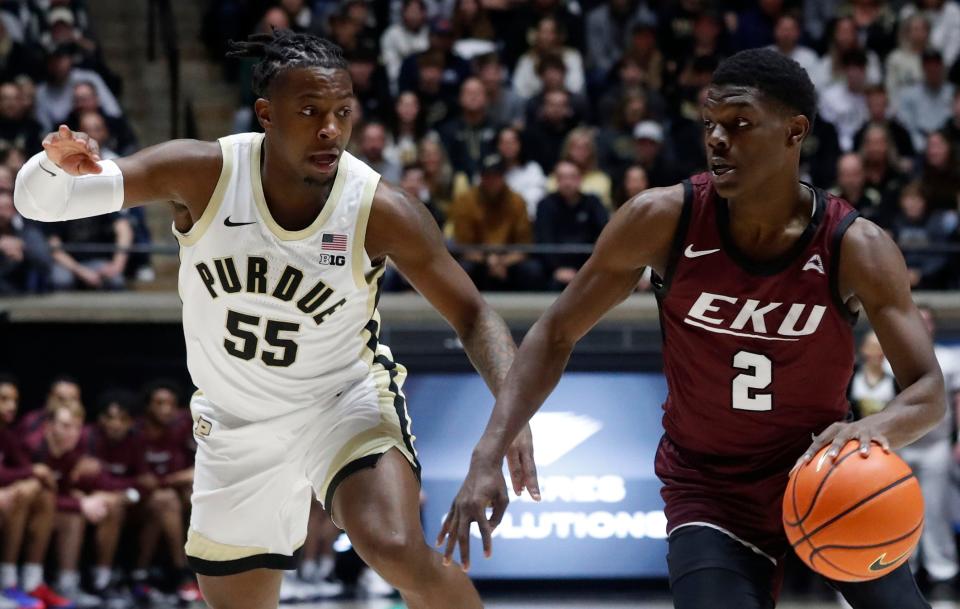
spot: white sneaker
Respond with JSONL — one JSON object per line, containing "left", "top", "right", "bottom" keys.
{"left": 279, "top": 574, "right": 312, "bottom": 604}
{"left": 0, "top": 594, "right": 18, "bottom": 609}
{"left": 62, "top": 588, "right": 102, "bottom": 609}
{"left": 298, "top": 577, "right": 343, "bottom": 600}
{"left": 357, "top": 568, "right": 395, "bottom": 598}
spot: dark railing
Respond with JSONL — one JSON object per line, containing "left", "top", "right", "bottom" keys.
{"left": 146, "top": 0, "right": 180, "bottom": 139}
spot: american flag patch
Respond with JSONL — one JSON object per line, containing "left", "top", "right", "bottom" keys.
{"left": 321, "top": 233, "right": 348, "bottom": 251}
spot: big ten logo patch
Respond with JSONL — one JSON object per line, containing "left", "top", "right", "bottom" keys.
{"left": 319, "top": 254, "right": 346, "bottom": 267}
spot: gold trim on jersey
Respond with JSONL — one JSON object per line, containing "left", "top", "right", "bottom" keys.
{"left": 249, "top": 133, "right": 347, "bottom": 241}
{"left": 352, "top": 173, "right": 382, "bottom": 290}
{"left": 184, "top": 528, "right": 307, "bottom": 562}
{"left": 173, "top": 138, "right": 234, "bottom": 247}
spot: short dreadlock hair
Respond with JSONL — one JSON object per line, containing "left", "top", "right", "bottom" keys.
{"left": 711, "top": 48, "right": 818, "bottom": 126}
{"left": 226, "top": 29, "right": 349, "bottom": 98}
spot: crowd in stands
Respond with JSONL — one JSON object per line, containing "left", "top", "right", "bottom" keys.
{"left": 201, "top": 0, "right": 960, "bottom": 292}
{"left": 0, "top": 0, "right": 152, "bottom": 297}
{"left": 1, "top": 0, "right": 960, "bottom": 295}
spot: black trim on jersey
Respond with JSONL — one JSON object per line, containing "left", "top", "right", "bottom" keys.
{"left": 324, "top": 451, "right": 423, "bottom": 524}
{"left": 187, "top": 547, "right": 302, "bottom": 576}
{"left": 828, "top": 210, "right": 861, "bottom": 326}
{"left": 715, "top": 183, "right": 825, "bottom": 277}
{"left": 651, "top": 179, "right": 695, "bottom": 295}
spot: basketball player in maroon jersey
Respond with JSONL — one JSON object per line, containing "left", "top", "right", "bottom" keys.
{"left": 440, "top": 48, "right": 944, "bottom": 608}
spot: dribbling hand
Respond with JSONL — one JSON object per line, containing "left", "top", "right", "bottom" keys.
{"left": 41, "top": 125, "right": 102, "bottom": 176}
{"left": 797, "top": 419, "right": 891, "bottom": 468}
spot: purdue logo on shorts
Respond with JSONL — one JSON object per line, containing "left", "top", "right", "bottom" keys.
{"left": 194, "top": 416, "right": 213, "bottom": 438}
{"left": 319, "top": 254, "right": 346, "bottom": 267}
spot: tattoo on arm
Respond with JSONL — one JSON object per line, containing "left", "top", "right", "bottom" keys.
{"left": 460, "top": 306, "right": 517, "bottom": 396}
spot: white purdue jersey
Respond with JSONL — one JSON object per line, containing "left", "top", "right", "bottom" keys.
{"left": 176, "top": 133, "right": 393, "bottom": 422}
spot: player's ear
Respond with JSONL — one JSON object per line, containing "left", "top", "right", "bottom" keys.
{"left": 254, "top": 98, "right": 272, "bottom": 130}
{"left": 787, "top": 114, "right": 809, "bottom": 148}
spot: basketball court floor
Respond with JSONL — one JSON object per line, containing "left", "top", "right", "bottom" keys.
{"left": 287, "top": 597, "right": 960, "bottom": 608}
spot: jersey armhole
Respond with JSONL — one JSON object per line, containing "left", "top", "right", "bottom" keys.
{"left": 352, "top": 172, "right": 383, "bottom": 290}
{"left": 829, "top": 210, "right": 861, "bottom": 326}
{"left": 651, "top": 179, "right": 694, "bottom": 296}
{"left": 173, "top": 139, "right": 232, "bottom": 247}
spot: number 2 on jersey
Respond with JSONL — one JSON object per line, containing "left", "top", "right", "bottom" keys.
{"left": 224, "top": 309, "right": 300, "bottom": 367}
{"left": 732, "top": 350, "right": 772, "bottom": 411}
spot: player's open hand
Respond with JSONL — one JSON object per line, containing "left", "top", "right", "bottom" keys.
{"left": 506, "top": 423, "right": 540, "bottom": 500}
{"left": 798, "top": 420, "right": 891, "bottom": 467}
{"left": 41, "top": 125, "right": 102, "bottom": 176}
{"left": 436, "top": 451, "right": 509, "bottom": 571}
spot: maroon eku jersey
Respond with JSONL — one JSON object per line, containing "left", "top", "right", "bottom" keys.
{"left": 653, "top": 172, "right": 859, "bottom": 559}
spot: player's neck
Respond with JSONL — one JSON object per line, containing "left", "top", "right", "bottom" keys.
{"left": 726, "top": 173, "right": 810, "bottom": 230}
{"left": 260, "top": 145, "right": 335, "bottom": 230}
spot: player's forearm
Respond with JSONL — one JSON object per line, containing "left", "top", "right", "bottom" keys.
{"left": 872, "top": 369, "right": 946, "bottom": 448}
{"left": 458, "top": 304, "right": 516, "bottom": 396}
{"left": 472, "top": 316, "right": 573, "bottom": 462}
{"left": 14, "top": 151, "right": 124, "bottom": 222}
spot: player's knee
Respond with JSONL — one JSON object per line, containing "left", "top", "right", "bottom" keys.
{"left": 355, "top": 528, "right": 424, "bottom": 572}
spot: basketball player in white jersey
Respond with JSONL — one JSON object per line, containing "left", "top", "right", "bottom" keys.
{"left": 14, "top": 30, "right": 540, "bottom": 609}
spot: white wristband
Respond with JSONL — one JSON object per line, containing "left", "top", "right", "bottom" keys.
{"left": 14, "top": 151, "right": 124, "bottom": 222}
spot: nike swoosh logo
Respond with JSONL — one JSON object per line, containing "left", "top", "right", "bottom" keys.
{"left": 684, "top": 245, "right": 720, "bottom": 258}
{"left": 224, "top": 216, "right": 256, "bottom": 227}
{"left": 868, "top": 551, "right": 909, "bottom": 572}
{"left": 39, "top": 162, "right": 57, "bottom": 177}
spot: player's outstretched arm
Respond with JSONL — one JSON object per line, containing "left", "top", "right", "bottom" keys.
{"left": 14, "top": 125, "right": 220, "bottom": 224}
{"left": 366, "top": 181, "right": 540, "bottom": 509}
{"left": 800, "top": 219, "right": 946, "bottom": 463}
{"left": 436, "top": 184, "right": 684, "bottom": 569}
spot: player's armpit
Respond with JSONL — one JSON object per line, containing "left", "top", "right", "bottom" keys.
{"left": 838, "top": 218, "right": 946, "bottom": 448}
{"left": 115, "top": 139, "right": 221, "bottom": 216}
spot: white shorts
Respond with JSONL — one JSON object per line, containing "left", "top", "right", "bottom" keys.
{"left": 184, "top": 360, "right": 419, "bottom": 576}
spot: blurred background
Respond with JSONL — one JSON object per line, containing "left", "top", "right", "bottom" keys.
{"left": 1, "top": 0, "right": 960, "bottom": 607}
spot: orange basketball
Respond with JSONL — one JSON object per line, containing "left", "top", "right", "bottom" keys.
{"left": 782, "top": 440, "right": 924, "bottom": 582}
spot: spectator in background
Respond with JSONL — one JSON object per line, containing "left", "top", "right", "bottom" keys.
{"left": 585, "top": 0, "right": 655, "bottom": 84}
{"left": 803, "top": 0, "right": 837, "bottom": 47}
{"left": 853, "top": 85, "right": 916, "bottom": 169}
{"left": 535, "top": 160, "right": 608, "bottom": 291}
{"left": 890, "top": 181, "right": 954, "bottom": 289}
{"left": 418, "top": 134, "right": 456, "bottom": 216}
{"left": 617, "top": 164, "right": 650, "bottom": 207}
{"left": 385, "top": 91, "right": 426, "bottom": 169}
{"left": 17, "top": 376, "right": 83, "bottom": 443}
{"left": 896, "top": 50, "right": 955, "bottom": 152}
{"left": 831, "top": 153, "right": 889, "bottom": 227}
{"left": 28, "top": 402, "right": 127, "bottom": 607}
{"left": 496, "top": 126, "right": 546, "bottom": 219}
{"left": 61, "top": 82, "right": 137, "bottom": 156}
{"left": 848, "top": 0, "right": 898, "bottom": 60}
{"left": 279, "top": 0, "right": 322, "bottom": 34}
{"left": 0, "top": 20, "right": 41, "bottom": 83}
{"left": 885, "top": 14, "right": 929, "bottom": 103}
{"left": 624, "top": 22, "right": 663, "bottom": 92}
{"left": 45, "top": 202, "right": 133, "bottom": 291}
{"left": 598, "top": 89, "right": 651, "bottom": 175}
{"left": 0, "top": 182, "right": 50, "bottom": 294}
{"left": 0, "top": 374, "right": 63, "bottom": 609}
{"left": 815, "top": 16, "right": 882, "bottom": 89}
{"left": 859, "top": 124, "right": 909, "bottom": 217}
{"left": 355, "top": 122, "right": 401, "bottom": 184}
{"left": 731, "top": 0, "right": 784, "bottom": 51}
{"left": 900, "top": 0, "right": 960, "bottom": 68}
{"left": 34, "top": 44, "right": 121, "bottom": 133}
{"left": 397, "top": 17, "right": 471, "bottom": 107}
{"left": 523, "top": 53, "right": 590, "bottom": 126}
{"left": 799, "top": 114, "right": 842, "bottom": 188}
{"left": 400, "top": 163, "right": 444, "bottom": 228}
{"left": 900, "top": 306, "right": 960, "bottom": 597}
{"left": 439, "top": 77, "right": 499, "bottom": 182}
{"left": 524, "top": 89, "right": 577, "bottom": 175}
{"left": 546, "top": 127, "right": 611, "bottom": 209}
{"left": 450, "top": 0, "right": 495, "bottom": 42}
{"left": 133, "top": 381, "right": 200, "bottom": 604}
{"left": 919, "top": 130, "right": 960, "bottom": 212}
{"left": 632, "top": 120, "right": 675, "bottom": 187}
{"left": 943, "top": 88, "right": 960, "bottom": 151}
{"left": 345, "top": 42, "right": 393, "bottom": 124}
{"left": 475, "top": 53, "right": 524, "bottom": 129}
{"left": 42, "top": 8, "right": 121, "bottom": 97}
{"left": 849, "top": 331, "right": 896, "bottom": 420}
{"left": 450, "top": 154, "right": 541, "bottom": 291}
{"left": 0, "top": 82, "right": 41, "bottom": 156}
{"left": 597, "top": 55, "right": 667, "bottom": 126}
{"left": 818, "top": 49, "right": 870, "bottom": 152}
{"left": 403, "top": 51, "right": 456, "bottom": 129}
{"left": 768, "top": 13, "right": 820, "bottom": 83}
{"left": 512, "top": 16, "right": 585, "bottom": 99}
{"left": 380, "top": 0, "right": 429, "bottom": 90}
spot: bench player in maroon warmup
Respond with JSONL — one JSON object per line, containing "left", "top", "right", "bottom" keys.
{"left": 441, "top": 49, "right": 945, "bottom": 608}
